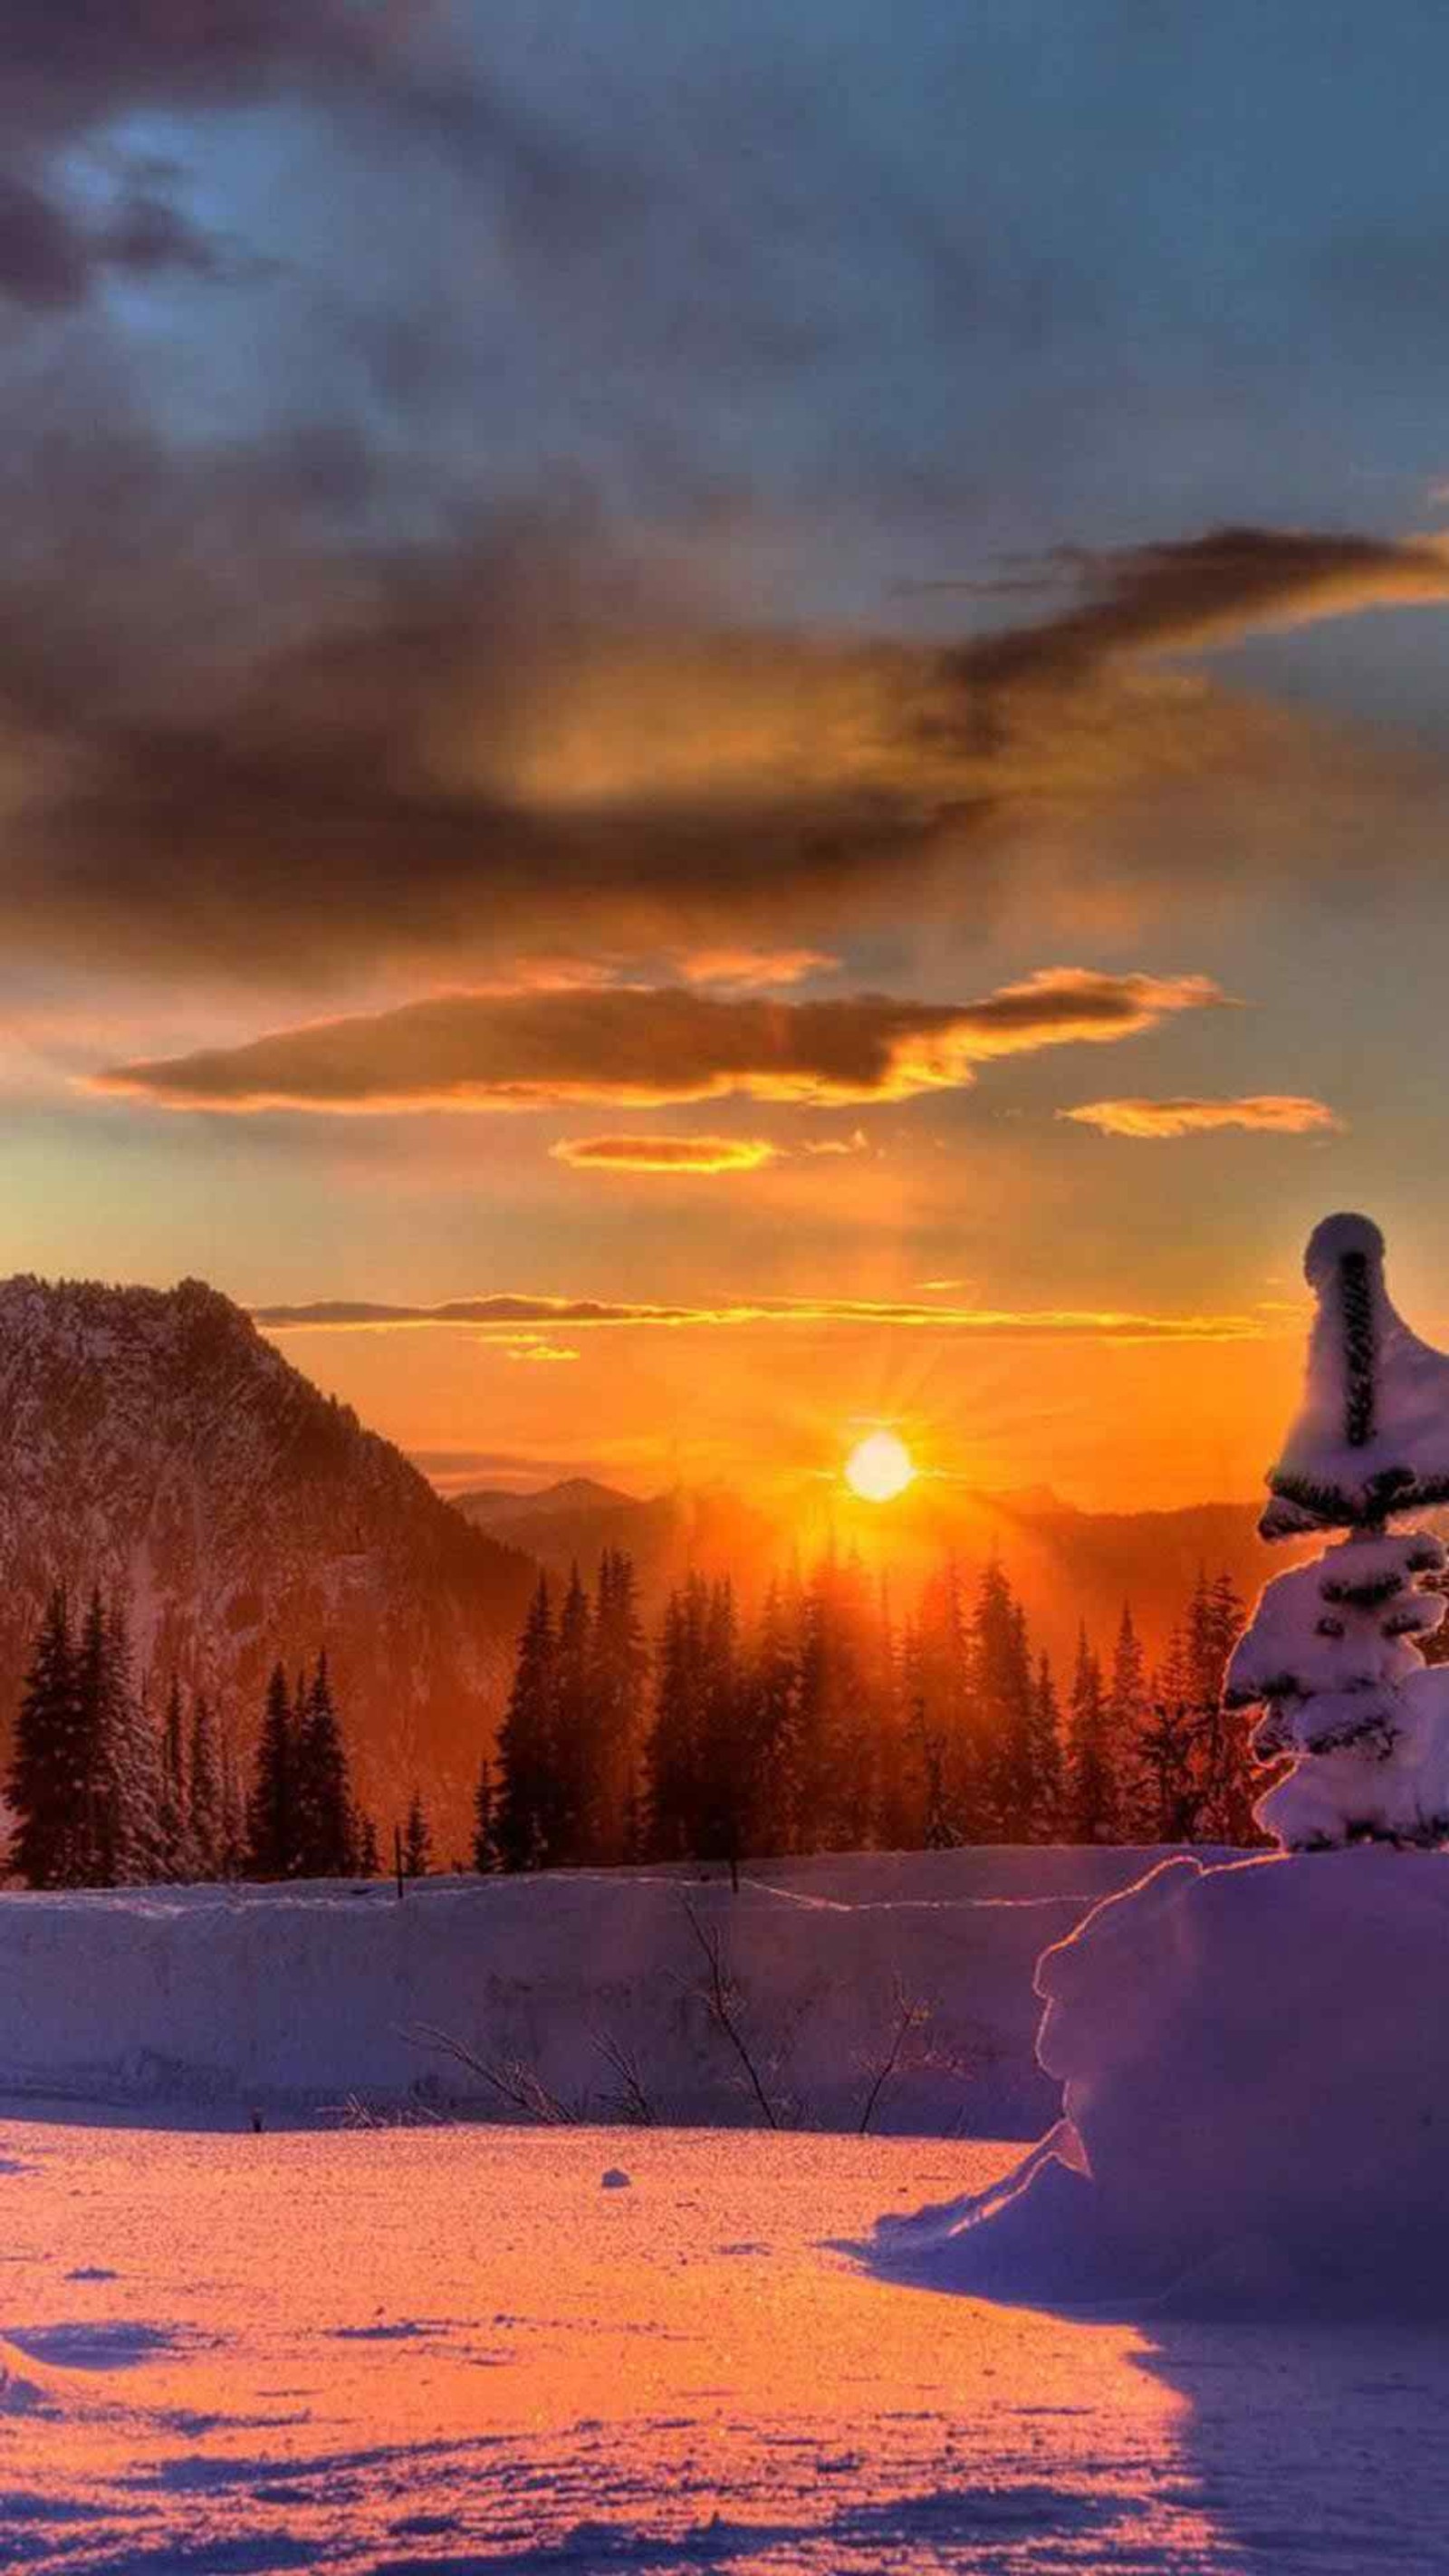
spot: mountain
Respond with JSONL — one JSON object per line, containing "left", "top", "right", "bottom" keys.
{"left": 454, "top": 1471, "right": 1295, "bottom": 1672}
{"left": 456, "top": 1477, "right": 637, "bottom": 1530}
{"left": 0, "top": 1276, "right": 535, "bottom": 1852}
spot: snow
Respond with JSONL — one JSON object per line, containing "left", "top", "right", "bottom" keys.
{"left": 1262, "top": 1211, "right": 1449, "bottom": 1536}
{"left": 1225, "top": 1532, "right": 1449, "bottom": 1850}
{"left": 9, "top": 2114, "right": 1449, "bottom": 2572}
{"left": 876, "top": 1847, "right": 1449, "bottom": 2318}
{"left": 0, "top": 1850, "right": 1206, "bottom": 2135}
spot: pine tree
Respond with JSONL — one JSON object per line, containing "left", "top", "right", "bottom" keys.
{"left": 696, "top": 1577, "right": 747, "bottom": 1867}
{"left": 745, "top": 1578, "right": 801, "bottom": 1853}
{"left": 158, "top": 1677, "right": 193, "bottom": 1881}
{"left": 975, "top": 1562, "right": 1035, "bottom": 1840}
{"left": 645, "top": 1579, "right": 705, "bottom": 1860}
{"left": 86, "top": 1595, "right": 160, "bottom": 1885}
{"left": 187, "top": 1694, "right": 224, "bottom": 1879}
{"left": 552, "top": 1562, "right": 594, "bottom": 1866}
{"left": 1066, "top": 1625, "right": 1115, "bottom": 1841}
{"left": 914, "top": 1560, "right": 981, "bottom": 1835}
{"left": 1106, "top": 1603, "right": 1149, "bottom": 1837}
{"left": 496, "top": 1574, "right": 557, "bottom": 1870}
{"left": 403, "top": 1788, "right": 431, "bottom": 1877}
{"left": 591, "top": 1550, "right": 649, "bottom": 1861}
{"left": 870, "top": 1576, "right": 914, "bottom": 1852}
{"left": 1028, "top": 1650, "right": 1064, "bottom": 1841}
{"left": 293, "top": 1651, "right": 355, "bottom": 1877}
{"left": 246, "top": 1663, "right": 296, "bottom": 1878}
{"left": 471, "top": 1757, "right": 498, "bottom": 1873}
{"left": 6, "top": 1590, "right": 81, "bottom": 1888}
{"left": 357, "top": 1812, "right": 381, "bottom": 1877}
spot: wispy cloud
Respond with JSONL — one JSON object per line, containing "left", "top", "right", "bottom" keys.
{"left": 91, "top": 967, "right": 1224, "bottom": 1114}
{"left": 254, "top": 1291, "right": 1269, "bottom": 1343}
{"left": 1061, "top": 1094, "right": 1343, "bottom": 1139}
{"left": 552, "top": 1133, "right": 779, "bottom": 1174}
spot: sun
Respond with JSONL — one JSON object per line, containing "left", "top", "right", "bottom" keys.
{"left": 844, "top": 1429, "right": 916, "bottom": 1504}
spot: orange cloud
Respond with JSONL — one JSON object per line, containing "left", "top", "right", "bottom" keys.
{"left": 1061, "top": 1094, "right": 1343, "bottom": 1139}
{"left": 675, "top": 947, "right": 838, "bottom": 990}
{"left": 552, "top": 1133, "right": 779, "bottom": 1174}
{"left": 91, "top": 966, "right": 1225, "bottom": 1115}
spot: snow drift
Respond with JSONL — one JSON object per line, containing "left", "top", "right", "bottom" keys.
{"left": 875, "top": 1847, "right": 1449, "bottom": 2312}
{"left": 0, "top": 1848, "right": 1184, "bottom": 2132}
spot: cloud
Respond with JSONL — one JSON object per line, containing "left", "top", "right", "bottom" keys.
{"left": 552, "top": 1134, "right": 780, "bottom": 1175}
{"left": 1061, "top": 1094, "right": 1344, "bottom": 1139}
{"left": 801, "top": 1129, "right": 872, "bottom": 1158}
{"left": 4, "top": 484, "right": 1449, "bottom": 985}
{"left": 0, "top": 1, "right": 417, "bottom": 315}
{"left": 253, "top": 1291, "right": 1268, "bottom": 1344}
{"left": 676, "top": 947, "right": 839, "bottom": 991}
{"left": 0, "top": 173, "right": 226, "bottom": 312}
{"left": 949, "top": 525, "right": 1449, "bottom": 684}
{"left": 91, "top": 968, "right": 1224, "bottom": 1113}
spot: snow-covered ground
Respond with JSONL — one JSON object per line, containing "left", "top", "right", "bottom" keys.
{"left": 5, "top": 2113, "right": 1449, "bottom": 2573}
{"left": 0, "top": 1850, "right": 1219, "bottom": 2134}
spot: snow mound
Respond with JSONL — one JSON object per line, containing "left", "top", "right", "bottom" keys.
{"left": 873, "top": 1850, "right": 1449, "bottom": 2313}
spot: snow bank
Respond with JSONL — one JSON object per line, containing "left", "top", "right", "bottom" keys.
{"left": 874, "top": 1848, "right": 1449, "bottom": 2312}
{"left": 0, "top": 1848, "right": 1202, "bottom": 2133}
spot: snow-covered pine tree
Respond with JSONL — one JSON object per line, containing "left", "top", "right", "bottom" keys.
{"left": 1226, "top": 1213, "right": 1449, "bottom": 1848}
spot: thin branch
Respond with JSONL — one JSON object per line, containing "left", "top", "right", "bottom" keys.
{"left": 679, "top": 1898, "right": 778, "bottom": 2129}
{"left": 856, "top": 1979, "right": 932, "bottom": 2136}
{"left": 590, "top": 2025, "right": 656, "bottom": 2127}
{"left": 404, "top": 2021, "right": 577, "bottom": 2125}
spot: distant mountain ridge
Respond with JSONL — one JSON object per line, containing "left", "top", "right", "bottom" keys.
{"left": 0, "top": 1275, "right": 534, "bottom": 1849}
{"left": 455, "top": 1472, "right": 1291, "bottom": 1670}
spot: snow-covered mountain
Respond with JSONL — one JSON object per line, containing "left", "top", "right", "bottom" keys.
{"left": 0, "top": 1275, "right": 534, "bottom": 1850}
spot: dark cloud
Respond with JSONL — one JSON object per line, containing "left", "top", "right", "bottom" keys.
{"left": 5, "top": 495, "right": 1446, "bottom": 983}
{"left": 1, "top": 0, "right": 411, "bottom": 140}
{"left": 252, "top": 1290, "right": 1262, "bottom": 1344}
{"left": 91, "top": 969, "right": 1223, "bottom": 1113}
{"left": 950, "top": 525, "right": 1449, "bottom": 694}
{"left": 0, "top": 171, "right": 222, "bottom": 312}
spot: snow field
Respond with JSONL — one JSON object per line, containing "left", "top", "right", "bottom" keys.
{"left": 5, "top": 2116, "right": 1449, "bottom": 2573}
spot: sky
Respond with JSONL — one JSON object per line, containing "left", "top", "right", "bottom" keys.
{"left": 4, "top": 1, "right": 1449, "bottom": 1508}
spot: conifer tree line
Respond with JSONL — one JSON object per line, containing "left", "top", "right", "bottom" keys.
{"left": 485, "top": 1549, "right": 1260, "bottom": 1870}
{"left": 5, "top": 1587, "right": 391, "bottom": 1889}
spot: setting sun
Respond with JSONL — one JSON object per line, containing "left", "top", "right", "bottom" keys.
{"left": 844, "top": 1428, "right": 916, "bottom": 1503}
